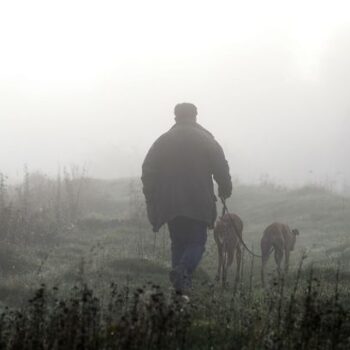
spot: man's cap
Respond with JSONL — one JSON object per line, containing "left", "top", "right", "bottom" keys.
{"left": 174, "top": 103, "right": 197, "bottom": 121}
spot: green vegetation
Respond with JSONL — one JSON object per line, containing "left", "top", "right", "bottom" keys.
{"left": 0, "top": 172, "right": 349, "bottom": 348}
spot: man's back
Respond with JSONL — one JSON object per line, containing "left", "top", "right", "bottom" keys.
{"left": 152, "top": 122, "right": 216, "bottom": 186}
{"left": 142, "top": 114, "right": 231, "bottom": 232}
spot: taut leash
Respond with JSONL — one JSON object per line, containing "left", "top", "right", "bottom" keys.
{"left": 220, "top": 197, "right": 261, "bottom": 258}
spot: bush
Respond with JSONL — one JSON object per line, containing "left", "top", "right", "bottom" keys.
{"left": 0, "top": 270, "right": 349, "bottom": 350}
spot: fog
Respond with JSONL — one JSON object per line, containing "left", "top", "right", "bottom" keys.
{"left": 1, "top": 0, "right": 349, "bottom": 188}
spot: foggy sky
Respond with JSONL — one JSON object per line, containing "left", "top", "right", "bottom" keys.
{"left": 0, "top": 0, "right": 349, "bottom": 188}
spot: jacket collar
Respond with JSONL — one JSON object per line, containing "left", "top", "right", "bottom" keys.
{"left": 170, "top": 121, "right": 213, "bottom": 137}
{"left": 171, "top": 120, "right": 197, "bottom": 129}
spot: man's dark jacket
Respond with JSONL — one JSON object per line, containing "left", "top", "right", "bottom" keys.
{"left": 141, "top": 120, "right": 232, "bottom": 232}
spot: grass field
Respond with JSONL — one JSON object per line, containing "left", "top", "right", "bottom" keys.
{"left": 0, "top": 177, "right": 349, "bottom": 349}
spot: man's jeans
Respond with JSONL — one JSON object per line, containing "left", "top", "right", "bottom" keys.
{"left": 168, "top": 216, "right": 207, "bottom": 289}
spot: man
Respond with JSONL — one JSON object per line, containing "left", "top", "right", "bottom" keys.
{"left": 141, "top": 103, "right": 232, "bottom": 292}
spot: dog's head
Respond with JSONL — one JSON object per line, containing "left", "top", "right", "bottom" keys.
{"left": 292, "top": 229, "right": 300, "bottom": 236}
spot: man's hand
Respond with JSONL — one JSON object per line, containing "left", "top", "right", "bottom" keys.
{"left": 218, "top": 186, "right": 232, "bottom": 200}
{"left": 146, "top": 202, "right": 155, "bottom": 225}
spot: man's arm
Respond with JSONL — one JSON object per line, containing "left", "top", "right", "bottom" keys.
{"left": 141, "top": 140, "right": 161, "bottom": 229}
{"left": 209, "top": 140, "right": 232, "bottom": 199}
{"left": 141, "top": 142, "right": 159, "bottom": 204}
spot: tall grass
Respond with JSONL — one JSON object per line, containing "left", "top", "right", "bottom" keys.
{"left": 0, "top": 264, "right": 348, "bottom": 349}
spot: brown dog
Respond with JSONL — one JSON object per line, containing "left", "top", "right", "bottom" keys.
{"left": 214, "top": 213, "right": 243, "bottom": 287}
{"left": 260, "top": 223, "right": 299, "bottom": 286}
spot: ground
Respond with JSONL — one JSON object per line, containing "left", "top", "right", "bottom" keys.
{"left": 0, "top": 181, "right": 349, "bottom": 349}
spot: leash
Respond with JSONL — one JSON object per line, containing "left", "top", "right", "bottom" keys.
{"left": 220, "top": 197, "right": 262, "bottom": 258}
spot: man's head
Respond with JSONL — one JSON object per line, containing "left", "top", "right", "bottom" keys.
{"left": 174, "top": 103, "right": 197, "bottom": 123}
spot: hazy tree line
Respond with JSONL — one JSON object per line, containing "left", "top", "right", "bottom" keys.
{"left": 0, "top": 167, "right": 150, "bottom": 245}
{"left": 0, "top": 167, "right": 85, "bottom": 244}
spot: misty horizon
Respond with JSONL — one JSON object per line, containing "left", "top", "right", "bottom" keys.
{"left": 1, "top": 1, "right": 349, "bottom": 189}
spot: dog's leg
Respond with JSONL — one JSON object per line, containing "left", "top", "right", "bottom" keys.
{"left": 222, "top": 249, "right": 228, "bottom": 288}
{"left": 274, "top": 246, "right": 283, "bottom": 278}
{"left": 284, "top": 248, "right": 290, "bottom": 274}
{"left": 216, "top": 242, "right": 223, "bottom": 282}
{"left": 261, "top": 238, "right": 272, "bottom": 287}
{"left": 222, "top": 250, "right": 226, "bottom": 287}
{"left": 235, "top": 245, "right": 241, "bottom": 285}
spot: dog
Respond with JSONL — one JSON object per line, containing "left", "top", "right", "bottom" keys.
{"left": 260, "top": 222, "right": 299, "bottom": 286}
{"left": 214, "top": 213, "right": 243, "bottom": 287}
